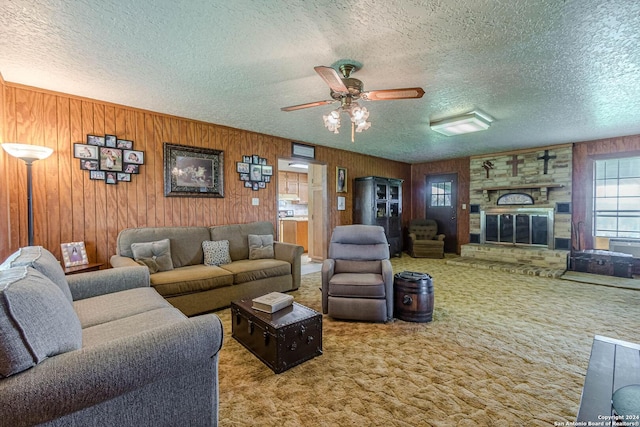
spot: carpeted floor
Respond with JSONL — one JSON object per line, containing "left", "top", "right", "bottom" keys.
{"left": 216, "top": 257, "right": 640, "bottom": 426}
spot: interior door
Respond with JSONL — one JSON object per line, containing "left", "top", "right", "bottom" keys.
{"left": 308, "top": 164, "right": 328, "bottom": 262}
{"left": 426, "top": 173, "right": 458, "bottom": 253}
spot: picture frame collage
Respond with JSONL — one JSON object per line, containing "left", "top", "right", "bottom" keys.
{"left": 74, "top": 134, "right": 144, "bottom": 184}
{"left": 236, "top": 155, "right": 273, "bottom": 191}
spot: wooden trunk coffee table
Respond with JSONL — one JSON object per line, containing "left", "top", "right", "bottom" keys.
{"left": 231, "top": 298, "right": 322, "bottom": 374}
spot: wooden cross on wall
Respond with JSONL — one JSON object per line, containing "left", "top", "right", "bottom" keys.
{"left": 506, "top": 155, "right": 524, "bottom": 176}
{"left": 482, "top": 160, "right": 494, "bottom": 178}
{"left": 537, "top": 150, "right": 557, "bottom": 174}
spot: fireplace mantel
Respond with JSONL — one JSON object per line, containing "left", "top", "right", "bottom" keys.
{"left": 476, "top": 183, "right": 564, "bottom": 202}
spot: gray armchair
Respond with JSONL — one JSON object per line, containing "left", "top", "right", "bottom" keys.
{"left": 407, "top": 219, "right": 445, "bottom": 258}
{"left": 321, "top": 225, "right": 394, "bottom": 322}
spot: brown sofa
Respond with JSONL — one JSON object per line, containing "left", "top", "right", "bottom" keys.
{"left": 110, "top": 221, "right": 303, "bottom": 316}
{"left": 406, "top": 219, "right": 445, "bottom": 258}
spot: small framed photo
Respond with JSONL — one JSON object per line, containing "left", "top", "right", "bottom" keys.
{"left": 243, "top": 155, "right": 251, "bottom": 163}
{"left": 244, "top": 181, "right": 253, "bottom": 188}
{"left": 237, "top": 162, "right": 250, "bottom": 173}
{"left": 74, "top": 143, "right": 99, "bottom": 159}
{"left": 264, "top": 175, "right": 271, "bottom": 183}
{"left": 123, "top": 163, "right": 139, "bottom": 174}
{"left": 117, "top": 173, "right": 131, "bottom": 182}
{"left": 250, "top": 164, "right": 262, "bottom": 182}
{"left": 240, "top": 173, "right": 250, "bottom": 181}
{"left": 337, "top": 196, "right": 346, "bottom": 211}
{"left": 105, "top": 172, "right": 117, "bottom": 184}
{"left": 61, "top": 241, "right": 88, "bottom": 267}
{"left": 124, "top": 150, "right": 144, "bottom": 164}
{"left": 258, "top": 181, "right": 266, "bottom": 189}
{"left": 260, "top": 158, "right": 267, "bottom": 165}
{"left": 336, "top": 166, "right": 347, "bottom": 193}
{"left": 105, "top": 134, "right": 117, "bottom": 148}
{"left": 100, "top": 148, "right": 123, "bottom": 171}
{"left": 252, "top": 182, "right": 259, "bottom": 191}
{"left": 262, "top": 165, "right": 273, "bottom": 176}
{"left": 87, "top": 135, "right": 105, "bottom": 146}
{"left": 80, "top": 159, "right": 99, "bottom": 170}
{"left": 252, "top": 155, "right": 260, "bottom": 164}
{"left": 90, "top": 170, "right": 105, "bottom": 180}
{"left": 116, "top": 139, "right": 133, "bottom": 149}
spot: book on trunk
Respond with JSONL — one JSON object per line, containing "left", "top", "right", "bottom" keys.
{"left": 252, "top": 292, "right": 294, "bottom": 313}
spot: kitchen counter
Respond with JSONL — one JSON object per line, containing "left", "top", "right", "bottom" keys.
{"left": 279, "top": 219, "right": 308, "bottom": 252}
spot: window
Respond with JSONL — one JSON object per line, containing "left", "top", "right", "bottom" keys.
{"left": 430, "top": 181, "right": 452, "bottom": 207}
{"left": 592, "top": 157, "right": 640, "bottom": 239}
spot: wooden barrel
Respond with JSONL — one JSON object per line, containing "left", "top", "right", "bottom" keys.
{"left": 393, "top": 271, "right": 434, "bottom": 323}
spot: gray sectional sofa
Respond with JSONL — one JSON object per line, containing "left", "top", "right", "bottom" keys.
{"left": 0, "top": 246, "right": 223, "bottom": 427}
{"left": 110, "top": 221, "right": 304, "bottom": 316}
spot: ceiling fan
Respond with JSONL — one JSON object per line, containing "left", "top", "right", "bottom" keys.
{"left": 281, "top": 61, "right": 425, "bottom": 141}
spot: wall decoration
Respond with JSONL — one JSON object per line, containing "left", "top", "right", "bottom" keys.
{"left": 337, "top": 196, "right": 346, "bottom": 211}
{"left": 292, "top": 142, "right": 315, "bottom": 159}
{"left": 336, "top": 166, "right": 347, "bottom": 193}
{"left": 76, "top": 134, "right": 145, "bottom": 184}
{"left": 237, "top": 154, "right": 273, "bottom": 191}
{"left": 164, "top": 143, "right": 224, "bottom": 197}
{"left": 61, "top": 241, "right": 88, "bottom": 267}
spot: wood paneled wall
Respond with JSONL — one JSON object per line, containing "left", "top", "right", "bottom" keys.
{"left": 572, "top": 134, "right": 640, "bottom": 250}
{"left": 410, "top": 157, "right": 471, "bottom": 254}
{"left": 0, "top": 82, "right": 411, "bottom": 263}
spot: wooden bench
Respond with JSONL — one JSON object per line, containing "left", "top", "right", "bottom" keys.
{"left": 577, "top": 335, "right": 640, "bottom": 424}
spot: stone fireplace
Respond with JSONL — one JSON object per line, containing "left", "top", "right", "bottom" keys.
{"left": 458, "top": 145, "right": 574, "bottom": 272}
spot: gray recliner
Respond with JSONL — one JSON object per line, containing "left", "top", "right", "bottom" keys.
{"left": 321, "top": 225, "right": 394, "bottom": 322}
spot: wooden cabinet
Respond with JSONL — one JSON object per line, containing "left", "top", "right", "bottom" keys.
{"left": 278, "top": 172, "right": 309, "bottom": 203}
{"left": 280, "top": 220, "right": 308, "bottom": 252}
{"left": 354, "top": 176, "right": 403, "bottom": 257}
{"left": 298, "top": 173, "right": 308, "bottom": 204}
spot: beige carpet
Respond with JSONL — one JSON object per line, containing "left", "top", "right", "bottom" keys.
{"left": 216, "top": 257, "right": 640, "bottom": 426}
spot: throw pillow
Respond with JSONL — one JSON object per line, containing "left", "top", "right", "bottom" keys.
{"left": 0, "top": 267, "right": 82, "bottom": 377}
{"left": 135, "top": 258, "right": 159, "bottom": 274}
{"left": 202, "top": 240, "right": 231, "bottom": 266}
{"left": 248, "top": 234, "right": 274, "bottom": 260}
{"left": 0, "top": 246, "right": 73, "bottom": 303}
{"left": 131, "top": 239, "right": 174, "bottom": 272}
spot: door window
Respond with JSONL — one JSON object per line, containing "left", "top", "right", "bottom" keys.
{"left": 430, "top": 181, "right": 452, "bottom": 207}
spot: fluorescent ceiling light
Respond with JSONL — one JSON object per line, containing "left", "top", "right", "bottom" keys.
{"left": 430, "top": 111, "right": 493, "bottom": 136}
{"left": 289, "top": 163, "right": 308, "bottom": 169}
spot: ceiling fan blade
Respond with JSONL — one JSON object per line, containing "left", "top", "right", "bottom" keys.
{"left": 281, "top": 99, "right": 337, "bottom": 112}
{"left": 314, "top": 66, "right": 348, "bottom": 93}
{"left": 362, "top": 87, "right": 425, "bottom": 101}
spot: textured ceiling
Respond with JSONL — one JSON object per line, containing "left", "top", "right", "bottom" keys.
{"left": 2, "top": 0, "right": 640, "bottom": 163}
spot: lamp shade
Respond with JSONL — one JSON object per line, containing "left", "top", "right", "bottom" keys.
{"left": 2, "top": 143, "right": 54, "bottom": 162}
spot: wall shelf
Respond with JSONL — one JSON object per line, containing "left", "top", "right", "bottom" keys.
{"left": 475, "top": 183, "right": 564, "bottom": 202}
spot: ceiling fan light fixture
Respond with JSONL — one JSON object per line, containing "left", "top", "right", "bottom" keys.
{"left": 323, "top": 109, "right": 341, "bottom": 133}
{"left": 430, "top": 110, "right": 493, "bottom": 136}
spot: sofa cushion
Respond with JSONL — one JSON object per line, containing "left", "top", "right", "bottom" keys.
{"left": 0, "top": 267, "right": 82, "bottom": 377}
{"left": 81, "top": 307, "right": 186, "bottom": 347}
{"left": 210, "top": 221, "right": 275, "bottom": 261}
{"left": 248, "top": 234, "right": 274, "bottom": 260}
{"left": 328, "top": 273, "right": 386, "bottom": 298}
{"left": 0, "top": 246, "right": 72, "bottom": 303}
{"left": 220, "top": 258, "right": 291, "bottom": 284}
{"left": 131, "top": 239, "right": 174, "bottom": 272}
{"left": 149, "top": 265, "right": 234, "bottom": 297}
{"left": 136, "top": 257, "right": 159, "bottom": 274}
{"left": 74, "top": 287, "right": 172, "bottom": 329}
{"left": 116, "top": 227, "right": 211, "bottom": 268}
{"left": 203, "top": 240, "right": 232, "bottom": 266}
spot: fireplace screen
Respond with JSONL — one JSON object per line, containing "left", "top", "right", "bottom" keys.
{"left": 481, "top": 208, "right": 554, "bottom": 248}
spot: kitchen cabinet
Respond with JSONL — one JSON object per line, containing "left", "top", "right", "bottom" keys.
{"left": 298, "top": 174, "right": 308, "bottom": 204}
{"left": 280, "top": 219, "right": 308, "bottom": 252}
{"left": 278, "top": 172, "right": 308, "bottom": 203}
{"left": 354, "top": 176, "right": 403, "bottom": 257}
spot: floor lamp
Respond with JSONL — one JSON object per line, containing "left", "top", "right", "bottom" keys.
{"left": 2, "top": 143, "right": 54, "bottom": 246}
